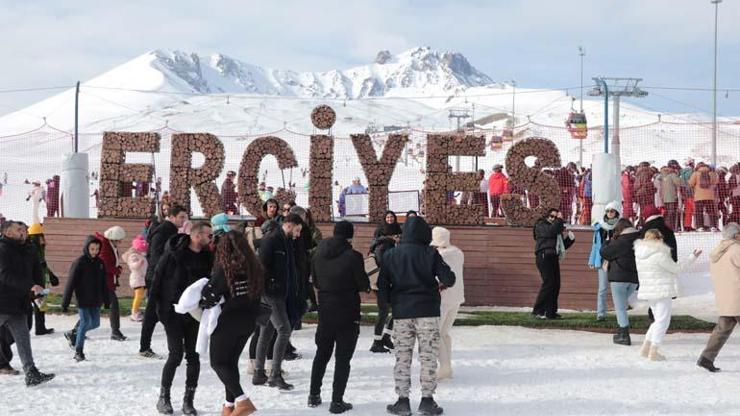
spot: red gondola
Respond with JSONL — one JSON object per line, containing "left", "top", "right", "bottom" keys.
{"left": 565, "top": 112, "right": 588, "bottom": 139}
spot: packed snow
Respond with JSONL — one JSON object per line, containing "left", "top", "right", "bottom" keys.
{"left": 1, "top": 313, "right": 739, "bottom": 416}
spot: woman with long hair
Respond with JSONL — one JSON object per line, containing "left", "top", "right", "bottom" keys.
{"left": 201, "top": 231, "right": 264, "bottom": 415}
{"left": 369, "top": 211, "right": 402, "bottom": 353}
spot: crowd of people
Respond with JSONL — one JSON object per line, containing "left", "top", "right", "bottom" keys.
{"left": 0, "top": 199, "right": 465, "bottom": 416}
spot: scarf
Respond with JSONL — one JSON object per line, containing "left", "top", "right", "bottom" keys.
{"left": 601, "top": 216, "right": 619, "bottom": 231}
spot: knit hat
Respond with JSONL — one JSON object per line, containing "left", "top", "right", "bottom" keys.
{"left": 104, "top": 225, "right": 126, "bottom": 241}
{"left": 604, "top": 201, "right": 621, "bottom": 216}
{"left": 333, "top": 221, "right": 354, "bottom": 240}
{"left": 27, "top": 223, "right": 44, "bottom": 236}
{"left": 430, "top": 227, "right": 451, "bottom": 248}
{"left": 210, "top": 213, "right": 231, "bottom": 235}
{"left": 131, "top": 235, "right": 148, "bottom": 252}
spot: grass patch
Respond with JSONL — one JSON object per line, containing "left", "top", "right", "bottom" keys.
{"left": 47, "top": 295, "right": 714, "bottom": 332}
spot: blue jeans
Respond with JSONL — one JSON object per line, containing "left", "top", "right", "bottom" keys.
{"left": 76, "top": 307, "right": 101, "bottom": 349}
{"left": 610, "top": 282, "right": 638, "bottom": 328}
{"left": 597, "top": 268, "right": 609, "bottom": 318}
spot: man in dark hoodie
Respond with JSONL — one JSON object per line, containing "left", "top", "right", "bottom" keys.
{"left": 61, "top": 236, "right": 109, "bottom": 362}
{"left": 379, "top": 216, "right": 456, "bottom": 416}
{"left": 150, "top": 221, "right": 213, "bottom": 416}
{"left": 0, "top": 220, "right": 55, "bottom": 387}
{"left": 308, "top": 221, "right": 370, "bottom": 414}
{"left": 139, "top": 204, "right": 189, "bottom": 359}
{"left": 532, "top": 208, "right": 575, "bottom": 320}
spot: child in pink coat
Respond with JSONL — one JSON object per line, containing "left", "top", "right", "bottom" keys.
{"left": 122, "top": 235, "right": 148, "bottom": 321}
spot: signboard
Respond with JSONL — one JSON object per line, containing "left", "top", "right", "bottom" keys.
{"left": 388, "top": 190, "right": 420, "bottom": 213}
{"left": 345, "top": 193, "right": 369, "bottom": 216}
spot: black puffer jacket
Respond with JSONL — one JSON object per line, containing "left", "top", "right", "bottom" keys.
{"left": 150, "top": 234, "right": 213, "bottom": 322}
{"left": 533, "top": 217, "right": 569, "bottom": 256}
{"left": 259, "top": 227, "right": 296, "bottom": 297}
{"left": 0, "top": 236, "right": 42, "bottom": 315}
{"left": 599, "top": 228, "right": 641, "bottom": 284}
{"left": 641, "top": 216, "right": 677, "bottom": 261}
{"left": 379, "top": 217, "right": 456, "bottom": 319}
{"left": 62, "top": 236, "right": 109, "bottom": 309}
{"left": 144, "top": 220, "right": 179, "bottom": 287}
{"left": 312, "top": 237, "right": 370, "bottom": 325}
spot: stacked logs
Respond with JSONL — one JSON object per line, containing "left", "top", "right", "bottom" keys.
{"left": 309, "top": 135, "right": 334, "bottom": 222}
{"left": 350, "top": 133, "right": 408, "bottom": 222}
{"left": 169, "top": 133, "right": 225, "bottom": 218}
{"left": 500, "top": 137, "right": 562, "bottom": 226}
{"left": 424, "top": 134, "right": 485, "bottom": 225}
{"left": 98, "top": 132, "right": 160, "bottom": 219}
{"left": 311, "top": 105, "right": 336, "bottom": 130}
{"left": 238, "top": 136, "right": 298, "bottom": 216}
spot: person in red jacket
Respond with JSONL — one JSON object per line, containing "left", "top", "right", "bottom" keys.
{"left": 221, "top": 171, "right": 239, "bottom": 215}
{"left": 621, "top": 167, "right": 636, "bottom": 222}
{"left": 67, "top": 226, "right": 128, "bottom": 345}
{"left": 488, "top": 165, "right": 509, "bottom": 218}
{"left": 633, "top": 163, "right": 657, "bottom": 226}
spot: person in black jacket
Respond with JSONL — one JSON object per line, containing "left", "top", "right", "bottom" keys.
{"left": 532, "top": 208, "right": 575, "bottom": 320}
{"left": 641, "top": 208, "right": 678, "bottom": 261}
{"left": 139, "top": 204, "right": 189, "bottom": 359}
{"left": 201, "top": 231, "right": 264, "bottom": 416}
{"left": 0, "top": 220, "right": 55, "bottom": 387}
{"left": 368, "top": 210, "right": 402, "bottom": 353}
{"left": 308, "top": 221, "right": 370, "bottom": 414}
{"left": 379, "top": 216, "right": 455, "bottom": 416}
{"left": 253, "top": 213, "right": 303, "bottom": 391}
{"left": 151, "top": 221, "right": 213, "bottom": 416}
{"left": 599, "top": 218, "right": 641, "bottom": 345}
{"left": 61, "top": 236, "right": 109, "bottom": 362}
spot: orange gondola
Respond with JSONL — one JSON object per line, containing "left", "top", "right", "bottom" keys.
{"left": 565, "top": 111, "right": 588, "bottom": 139}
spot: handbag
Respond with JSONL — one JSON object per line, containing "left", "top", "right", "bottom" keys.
{"left": 365, "top": 255, "right": 380, "bottom": 290}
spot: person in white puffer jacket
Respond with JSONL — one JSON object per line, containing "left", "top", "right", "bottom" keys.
{"left": 634, "top": 229, "right": 702, "bottom": 361}
{"left": 430, "top": 226, "right": 465, "bottom": 380}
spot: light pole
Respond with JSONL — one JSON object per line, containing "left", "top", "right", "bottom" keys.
{"left": 578, "top": 47, "right": 585, "bottom": 167}
{"left": 711, "top": 0, "right": 721, "bottom": 166}
{"left": 510, "top": 79, "right": 516, "bottom": 128}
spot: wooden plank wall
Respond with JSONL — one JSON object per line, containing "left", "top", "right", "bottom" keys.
{"left": 43, "top": 218, "right": 599, "bottom": 310}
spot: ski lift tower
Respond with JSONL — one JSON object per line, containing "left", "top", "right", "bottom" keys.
{"left": 589, "top": 77, "right": 648, "bottom": 166}
{"left": 448, "top": 108, "right": 471, "bottom": 171}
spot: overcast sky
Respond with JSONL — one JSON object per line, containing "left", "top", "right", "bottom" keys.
{"left": 1, "top": 0, "right": 739, "bottom": 118}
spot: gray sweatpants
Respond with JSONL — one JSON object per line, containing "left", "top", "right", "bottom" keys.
{"left": 0, "top": 314, "right": 35, "bottom": 373}
{"left": 393, "top": 317, "right": 440, "bottom": 398}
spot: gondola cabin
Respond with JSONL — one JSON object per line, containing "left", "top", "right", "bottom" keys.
{"left": 566, "top": 112, "right": 588, "bottom": 139}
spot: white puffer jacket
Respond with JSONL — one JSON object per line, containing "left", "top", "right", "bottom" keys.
{"left": 431, "top": 227, "right": 465, "bottom": 306}
{"left": 634, "top": 239, "right": 696, "bottom": 300}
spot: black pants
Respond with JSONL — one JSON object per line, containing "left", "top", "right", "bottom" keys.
{"left": 533, "top": 253, "right": 561, "bottom": 317}
{"left": 0, "top": 325, "right": 13, "bottom": 367}
{"left": 32, "top": 302, "right": 49, "bottom": 335}
{"left": 310, "top": 320, "right": 360, "bottom": 402}
{"left": 140, "top": 292, "right": 159, "bottom": 352}
{"left": 374, "top": 291, "right": 393, "bottom": 337}
{"left": 210, "top": 319, "right": 256, "bottom": 402}
{"left": 161, "top": 314, "right": 200, "bottom": 389}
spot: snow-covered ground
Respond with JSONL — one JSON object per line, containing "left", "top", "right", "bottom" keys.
{"left": 1, "top": 314, "right": 738, "bottom": 415}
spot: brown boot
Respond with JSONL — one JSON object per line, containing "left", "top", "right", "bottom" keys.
{"left": 232, "top": 398, "right": 257, "bottom": 416}
{"left": 221, "top": 404, "right": 235, "bottom": 416}
{"left": 648, "top": 345, "right": 666, "bottom": 361}
{"left": 639, "top": 340, "right": 651, "bottom": 358}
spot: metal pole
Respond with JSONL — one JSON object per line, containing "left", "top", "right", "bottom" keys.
{"left": 579, "top": 47, "right": 584, "bottom": 112}
{"left": 613, "top": 95, "right": 620, "bottom": 165}
{"left": 74, "top": 81, "right": 80, "bottom": 153}
{"left": 594, "top": 79, "right": 609, "bottom": 153}
{"left": 511, "top": 80, "right": 516, "bottom": 127}
{"left": 712, "top": 0, "right": 721, "bottom": 166}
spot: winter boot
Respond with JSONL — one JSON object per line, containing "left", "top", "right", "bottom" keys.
{"left": 64, "top": 329, "right": 77, "bottom": 350}
{"left": 252, "top": 369, "right": 268, "bottom": 386}
{"left": 612, "top": 327, "right": 631, "bottom": 346}
{"left": 221, "top": 404, "right": 235, "bottom": 416}
{"left": 74, "top": 347, "right": 86, "bottom": 362}
{"left": 370, "top": 340, "right": 390, "bottom": 353}
{"left": 382, "top": 333, "right": 395, "bottom": 350}
{"left": 139, "top": 348, "right": 162, "bottom": 359}
{"left": 111, "top": 331, "right": 127, "bottom": 341}
{"left": 156, "top": 386, "right": 174, "bottom": 414}
{"left": 648, "top": 345, "right": 666, "bottom": 361}
{"left": 329, "top": 401, "right": 353, "bottom": 414}
{"left": 231, "top": 398, "right": 257, "bottom": 416}
{"left": 0, "top": 364, "right": 20, "bottom": 375}
{"left": 437, "top": 366, "right": 452, "bottom": 380}
{"left": 182, "top": 386, "right": 198, "bottom": 416}
{"left": 268, "top": 372, "right": 294, "bottom": 391}
{"left": 34, "top": 311, "right": 54, "bottom": 335}
{"left": 386, "top": 397, "right": 412, "bottom": 416}
{"left": 640, "top": 340, "right": 652, "bottom": 358}
{"left": 418, "top": 397, "right": 444, "bottom": 415}
{"left": 697, "top": 356, "right": 721, "bottom": 373}
{"left": 308, "top": 394, "right": 322, "bottom": 407}
{"left": 24, "top": 366, "right": 55, "bottom": 387}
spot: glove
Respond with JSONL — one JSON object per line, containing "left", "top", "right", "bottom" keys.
{"left": 49, "top": 271, "right": 60, "bottom": 286}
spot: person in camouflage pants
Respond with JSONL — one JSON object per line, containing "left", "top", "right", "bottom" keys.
{"left": 379, "top": 217, "right": 455, "bottom": 416}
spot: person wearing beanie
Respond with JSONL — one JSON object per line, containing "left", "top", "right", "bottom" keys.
{"left": 27, "top": 223, "right": 60, "bottom": 335}
{"left": 221, "top": 171, "right": 239, "bottom": 215}
{"left": 430, "top": 227, "right": 464, "bottom": 380}
{"left": 688, "top": 162, "right": 720, "bottom": 231}
{"left": 379, "top": 216, "right": 455, "bottom": 416}
{"left": 587, "top": 202, "right": 620, "bottom": 321}
{"left": 122, "top": 235, "right": 148, "bottom": 322}
{"left": 210, "top": 213, "right": 231, "bottom": 246}
{"left": 654, "top": 166, "right": 685, "bottom": 230}
{"left": 697, "top": 223, "right": 740, "bottom": 372}
{"left": 308, "top": 221, "right": 369, "bottom": 413}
